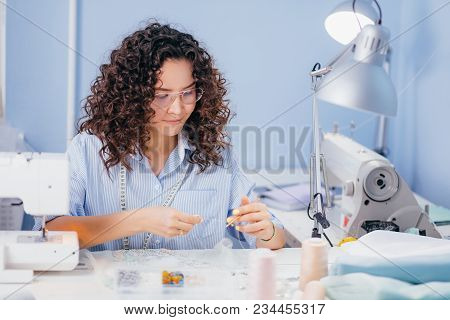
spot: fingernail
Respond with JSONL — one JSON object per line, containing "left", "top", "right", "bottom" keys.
{"left": 226, "top": 217, "right": 233, "bottom": 223}
{"left": 235, "top": 226, "right": 240, "bottom": 231}
{"left": 232, "top": 209, "right": 239, "bottom": 215}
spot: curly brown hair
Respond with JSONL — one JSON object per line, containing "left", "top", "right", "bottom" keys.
{"left": 78, "top": 21, "right": 232, "bottom": 173}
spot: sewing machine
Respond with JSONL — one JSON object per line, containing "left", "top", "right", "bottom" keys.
{"left": 321, "top": 132, "right": 441, "bottom": 239}
{"left": 0, "top": 152, "right": 79, "bottom": 283}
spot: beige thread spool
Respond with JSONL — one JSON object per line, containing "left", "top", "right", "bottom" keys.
{"left": 248, "top": 248, "right": 276, "bottom": 300}
{"left": 299, "top": 238, "right": 328, "bottom": 290}
{"left": 301, "top": 280, "right": 326, "bottom": 300}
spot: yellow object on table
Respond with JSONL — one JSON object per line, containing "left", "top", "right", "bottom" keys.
{"left": 338, "top": 237, "right": 357, "bottom": 247}
{"left": 162, "top": 270, "right": 184, "bottom": 286}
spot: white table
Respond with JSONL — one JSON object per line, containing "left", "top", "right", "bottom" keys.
{"left": 2, "top": 170, "right": 448, "bottom": 299}
{"left": 0, "top": 248, "right": 343, "bottom": 300}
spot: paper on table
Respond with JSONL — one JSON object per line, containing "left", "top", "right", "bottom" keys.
{"left": 429, "top": 204, "right": 450, "bottom": 225}
{"left": 258, "top": 183, "right": 311, "bottom": 211}
{"left": 339, "top": 230, "right": 450, "bottom": 259}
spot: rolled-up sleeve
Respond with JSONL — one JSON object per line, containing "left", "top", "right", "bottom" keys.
{"left": 32, "top": 135, "right": 87, "bottom": 230}
{"left": 227, "top": 153, "right": 284, "bottom": 248}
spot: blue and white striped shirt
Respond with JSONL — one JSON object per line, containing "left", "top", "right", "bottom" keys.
{"left": 33, "top": 132, "right": 282, "bottom": 251}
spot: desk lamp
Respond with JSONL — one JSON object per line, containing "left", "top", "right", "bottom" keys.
{"left": 308, "top": 0, "right": 397, "bottom": 241}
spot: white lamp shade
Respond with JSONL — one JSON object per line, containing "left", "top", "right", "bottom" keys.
{"left": 315, "top": 59, "right": 397, "bottom": 116}
{"left": 325, "top": 0, "right": 378, "bottom": 45}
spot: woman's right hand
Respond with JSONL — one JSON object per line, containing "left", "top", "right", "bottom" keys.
{"left": 135, "top": 206, "right": 202, "bottom": 238}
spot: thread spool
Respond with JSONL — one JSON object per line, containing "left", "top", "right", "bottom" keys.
{"left": 301, "top": 280, "right": 326, "bottom": 300}
{"left": 248, "top": 248, "right": 276, "bottom": 299}
{"left": 299, "top": 238, "right": 328, "bottom": 290}
{"left": 214, "top": 238, "right": 234, "bottom": 269}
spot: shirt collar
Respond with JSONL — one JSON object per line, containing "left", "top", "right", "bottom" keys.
{"left": 130, "top": 132, "right": 193, "bottom": 161}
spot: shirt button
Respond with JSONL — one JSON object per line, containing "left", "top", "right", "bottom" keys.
{"left": 155, "top": 240, "right": 160, "bottom": 245}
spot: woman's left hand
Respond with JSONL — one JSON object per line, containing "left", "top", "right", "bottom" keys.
{"left": 227, "top": 196, "right": 274, "bottom": 241}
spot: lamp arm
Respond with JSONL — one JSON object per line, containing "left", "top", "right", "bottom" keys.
{"left": 310, "top": 39, "right": 356, "bottom": 78}
{"left": 372, "top": 0, "right": 383, "bottom": 24}
{"left": 375, "top": 46, "right": 392, "bottom": 156}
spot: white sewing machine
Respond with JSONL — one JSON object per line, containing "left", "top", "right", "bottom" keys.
{"left": 0, "top": 152, "right": 79, "bottom": 283}
{"left": 322, "top": 132, "right": 441, "bottom": 239}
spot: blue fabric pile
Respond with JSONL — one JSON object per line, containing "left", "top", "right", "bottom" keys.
{"left": 321, "top": 231, "right": 450, "bottom": 299}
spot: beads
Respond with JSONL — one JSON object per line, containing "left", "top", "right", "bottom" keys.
{"left": 162, "top": 271, "right": 184, "bottom": 286}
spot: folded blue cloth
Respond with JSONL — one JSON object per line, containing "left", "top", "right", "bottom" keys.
{"left": 321, "top": 273, "right": 450, "bottom": 300}
{"left": 331, "top": 252, "right": 450, "bottom": 284}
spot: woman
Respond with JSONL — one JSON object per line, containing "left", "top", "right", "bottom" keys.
{"left": 34, "top": 22, "right": 285, "bottom": 251}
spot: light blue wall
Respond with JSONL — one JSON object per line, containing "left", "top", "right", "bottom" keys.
{"left": 6, "top": 1, "right": 450, "bottom": 207}
{"left": 6, "top": 0, "right": 69, "bottom": 152}
{"left": 76, "top": 0, "right": 341, "bottom": 171}
{"left": 388, "top": 0, "right": 450, "bottom": 208}
{"left": 7, "top": 0, "right": 395, "bottom": 155}
{"left": 75, "top": 0, "right": 401, "bottom": 170}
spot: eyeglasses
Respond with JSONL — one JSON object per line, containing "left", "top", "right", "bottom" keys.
{"left": 152, "top": 87, "right": 203, "bottom": 109}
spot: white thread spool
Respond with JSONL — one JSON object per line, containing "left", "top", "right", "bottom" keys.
{"left": 248, "top": 248, "right": 276, "bottom": 299}
{"left": 299, "top": 238, "right": 328, "bottom": 290}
